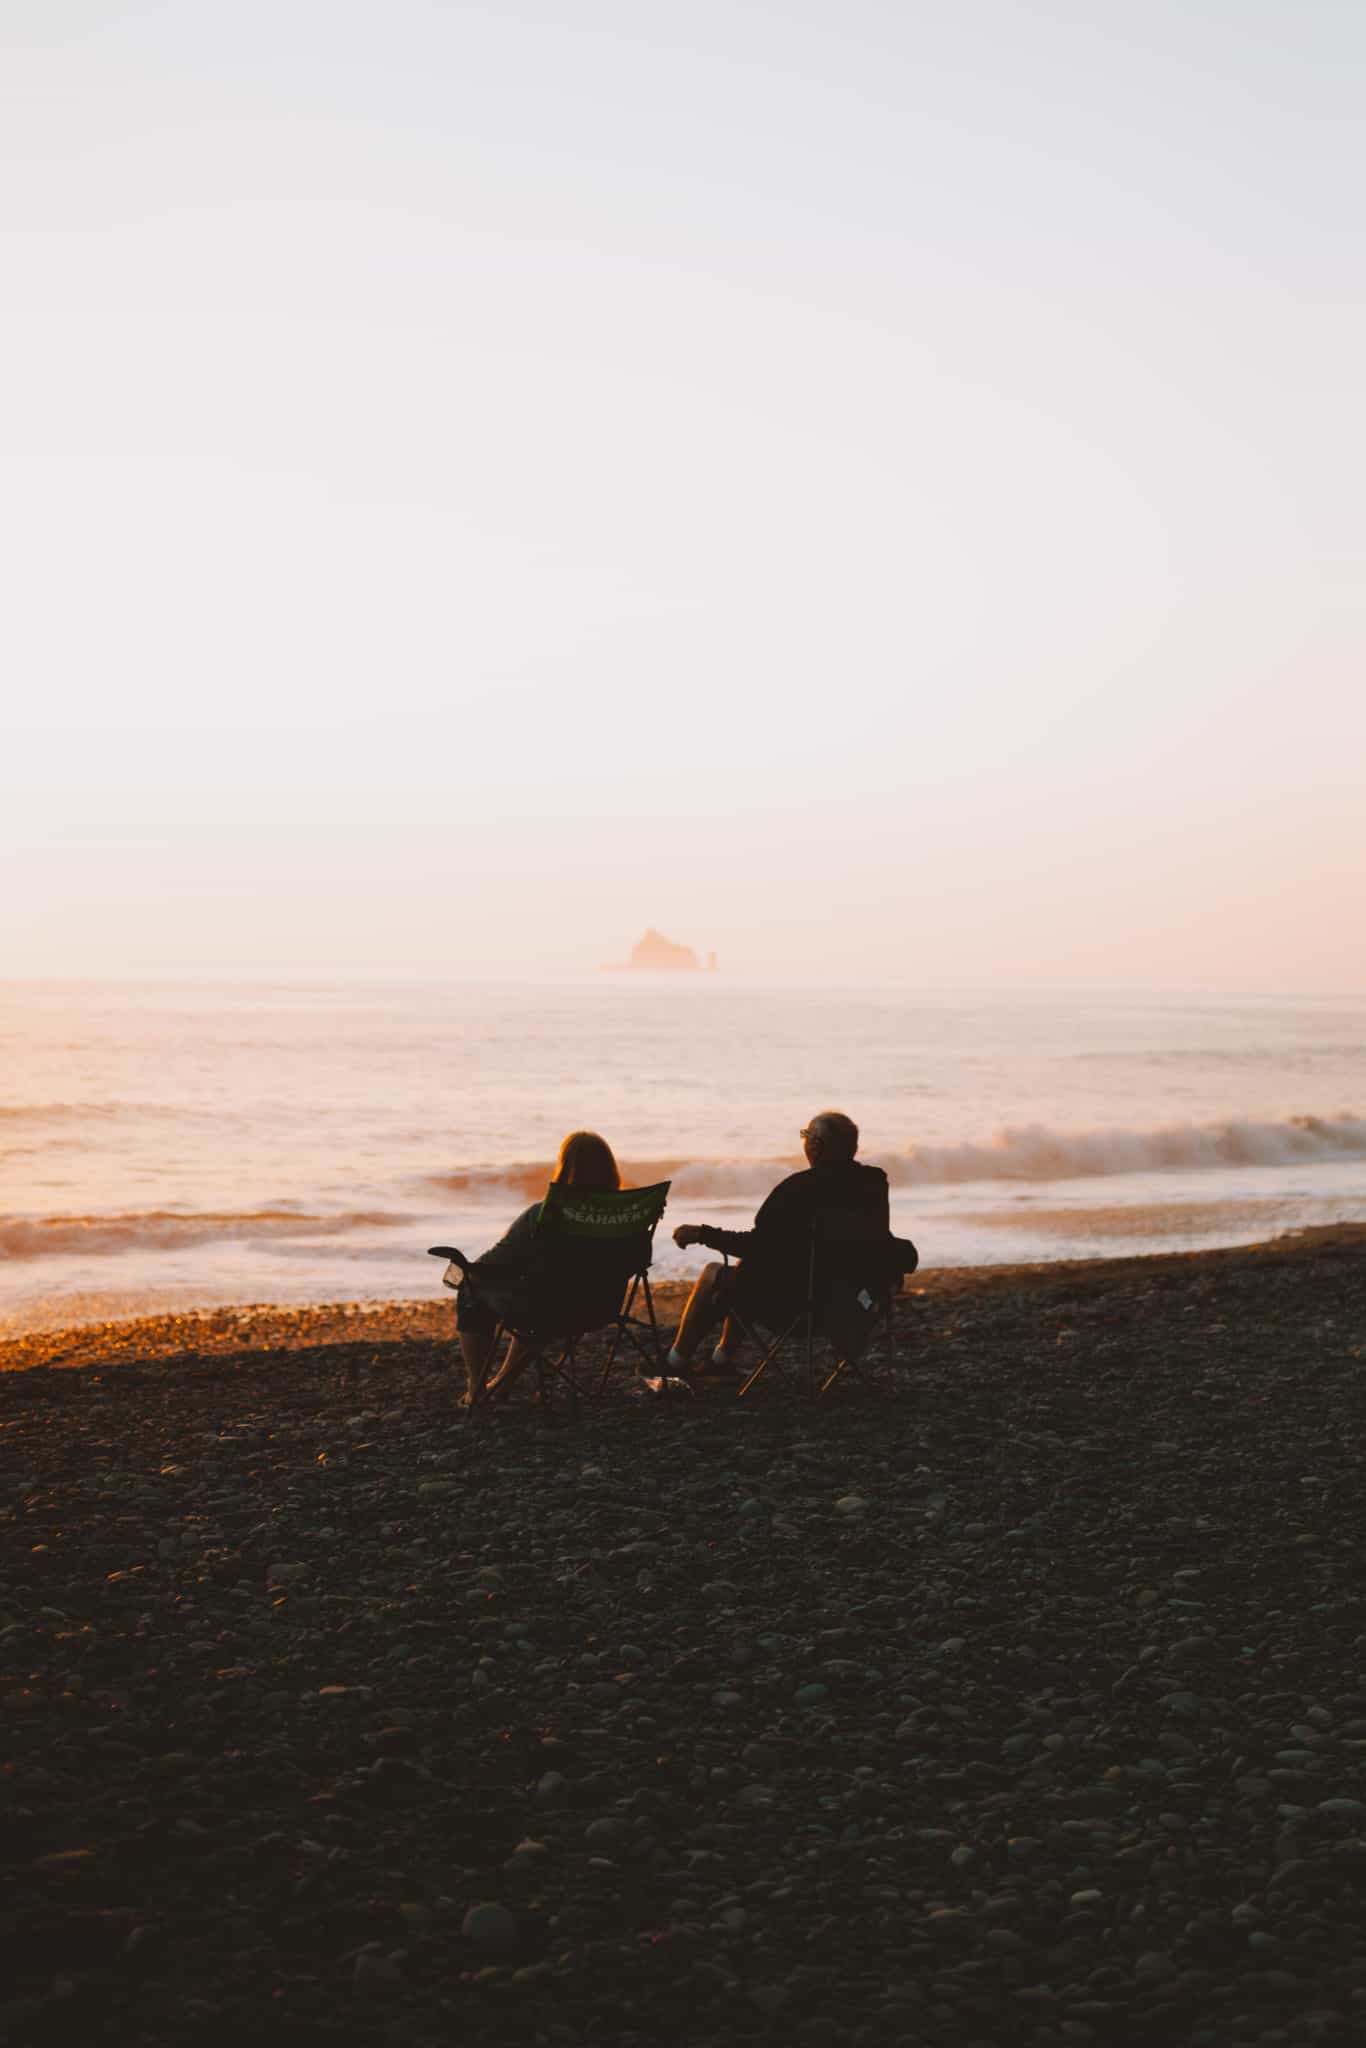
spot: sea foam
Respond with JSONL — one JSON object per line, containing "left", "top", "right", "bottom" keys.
{"left": 0, "top": 1209, "right": 408, "bottom": 1261}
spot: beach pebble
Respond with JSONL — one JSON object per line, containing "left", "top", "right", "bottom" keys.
{"left": 265, "top": 1561, "right": 307, "bottom": 1586}
{"left": 352, "top": 1951, "right": 404, "bottom": 1995}
{"left": 585, "top": 1817, "right": 630, "bottom": 1845}
{"left": 461, "top": 1902, "right": 519, "bottom": 1952}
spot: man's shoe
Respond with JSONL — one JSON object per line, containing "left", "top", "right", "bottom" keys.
{"left": 666, "top": 1346, "right": 690, "bottom": 1371}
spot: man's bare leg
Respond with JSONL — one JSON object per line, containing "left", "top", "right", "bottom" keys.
{"left": 670, "top": 1263, "right": 729, "bottom": 1363}
{"left": 713, "top": 1313, "right": 741, "bottom": 1359}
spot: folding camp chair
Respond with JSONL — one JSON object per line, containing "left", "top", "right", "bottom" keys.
{"left": 428, "top": 1180, "right": 671, "bottom": 1415}
{"left": 729, "top": 1211, "right": 917, "bottom": 1399}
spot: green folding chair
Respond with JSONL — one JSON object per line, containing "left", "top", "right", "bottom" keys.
{"left": 430, "top": 1180, "right": 671, "bottom": 1415}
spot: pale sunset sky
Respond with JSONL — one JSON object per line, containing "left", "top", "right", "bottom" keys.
{"left": 2, "top": 0, "right": 1362, "bottom": 988}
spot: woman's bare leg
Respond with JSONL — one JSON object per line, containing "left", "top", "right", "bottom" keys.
{"left": 483, "top": 1335, "right": 537, "bottom": 1400}
{"left": 458, "top": 1329, "right": 499, "bottom": 1404}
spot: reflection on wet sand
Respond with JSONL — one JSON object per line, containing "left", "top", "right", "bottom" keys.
{"left": 954, "top": 1196, "right": 1296, "bottom": 1239}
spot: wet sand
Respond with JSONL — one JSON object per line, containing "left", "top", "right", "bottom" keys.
{"left": 6, "top": 1225, "right": 1363, "bottom": 1376}
{"left": 4, "top": 1227, "right": 1366, "bottom": 2044}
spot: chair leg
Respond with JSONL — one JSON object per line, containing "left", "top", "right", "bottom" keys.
{"left": 593, "top": 1274, "right": 667, "bottom": 1396}
{"left": 510, "top": 1339, "right": 573, "bottom": 1418}
{"left": 595, "top": 1284, "right": 631, "bottom": 1396}
{"left": 818, "top": 1301, "right": 896, "bottom": 1397}
{"left": 819, "top": 1354, "right": 855, "bottom": 1397}
{"left": 736, "top": 1317, "right": 802, "bottom": 1399}
{"left": 531, "top": 1338, "right": 582, "bottom": 1421}
{"left": 621, "top": 1274, "right": 666, "bottom": 1380}
{"left": 641, "top": 1273, "right": 663, "bottom": 1369}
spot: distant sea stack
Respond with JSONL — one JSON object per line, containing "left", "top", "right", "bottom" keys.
{"left": 630, "top": 928, "right": 698, "bottom": 971}
{"left": 606, "top": 929, "right": 717, "bottom": 972}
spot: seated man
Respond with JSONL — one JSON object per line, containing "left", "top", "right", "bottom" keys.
{"left": 667, "top": 1109, "right": 915, "bottom": 1372}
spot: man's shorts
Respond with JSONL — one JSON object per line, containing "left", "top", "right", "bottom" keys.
{"left": 717, "top": 1261, "right": 888, "bottom": 1334}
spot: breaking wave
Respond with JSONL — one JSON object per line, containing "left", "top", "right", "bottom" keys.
{"left": 875, "top": 1113, "right": 1366, "bottom": 1188}
{"left": 428, "top": 1114, "right": 1366, "bottom": 1204}
{"left": 0, "top": 1209, "right": 410, "bottom": 1262}
{"left": 429, "top": 1159, "right": 681, "bottom": 1204}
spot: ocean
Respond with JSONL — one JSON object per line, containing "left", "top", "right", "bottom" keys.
{"left": 2, "top": 978, "right": 1364, "bottom": 1338}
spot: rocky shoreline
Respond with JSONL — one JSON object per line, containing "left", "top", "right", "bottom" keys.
{"left": 4, "top": 1228, "right": 1366, "bottom": 2045}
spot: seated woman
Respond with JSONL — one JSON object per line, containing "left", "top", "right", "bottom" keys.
{"left": 455, "top": 1129, "right": 622, "bottom": 1405}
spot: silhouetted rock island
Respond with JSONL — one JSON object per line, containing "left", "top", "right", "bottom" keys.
{"left": 630, "top": 928, "right": 697, "bottom": 971}
{"left": 607, "top": 929, "right": 717, "bottom": 972}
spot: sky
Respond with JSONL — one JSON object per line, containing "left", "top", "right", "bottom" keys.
{"left": 2, "top": 0, "right": 1362, "bottom": 987}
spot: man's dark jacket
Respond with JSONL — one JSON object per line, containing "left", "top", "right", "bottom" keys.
{"left": 694, "top": 1159, "right": 906, "bottom": 1310}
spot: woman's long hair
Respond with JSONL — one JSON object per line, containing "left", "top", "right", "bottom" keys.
{"left": 553, "top": 1130, "right": 621, "bottom": 1193}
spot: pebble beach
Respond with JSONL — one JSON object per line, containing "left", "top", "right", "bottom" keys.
{"left": 5, "top": 1228, "right": 1366, "bottom": 2046}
